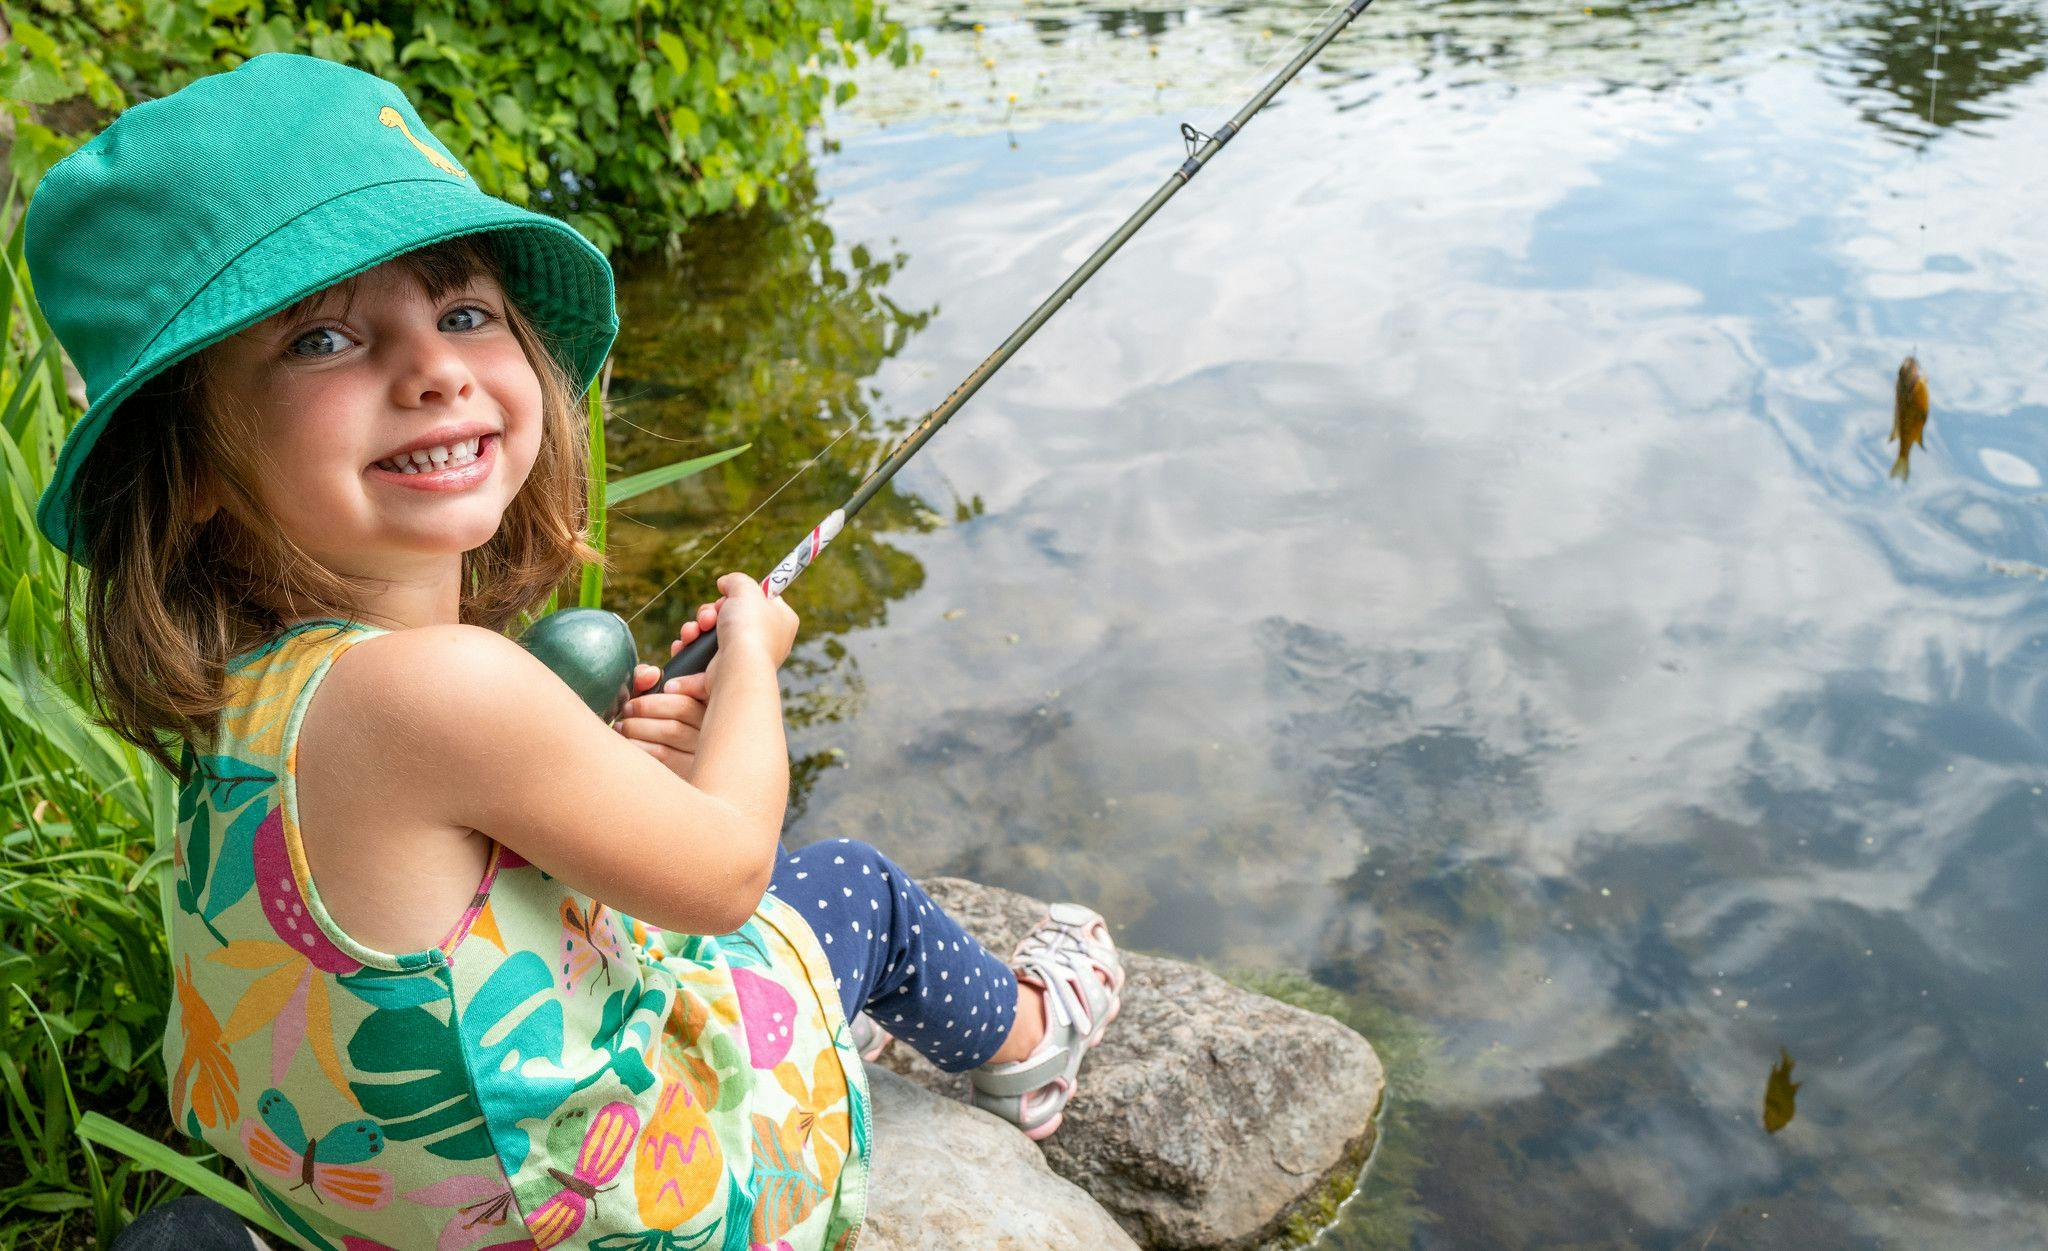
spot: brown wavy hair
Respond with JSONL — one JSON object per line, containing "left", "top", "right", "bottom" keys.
{"left": 57, "top": 234, "right": 606, "bottom": 780}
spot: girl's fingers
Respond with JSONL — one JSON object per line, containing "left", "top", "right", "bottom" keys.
{"left": 627, "top": 738, "right": 695, "bottom": 771}
{"left": 615, "top": 716, "right": 701, "bottom": 752}
{"left": 631, "top": 663, "right": 662, "bottom": 695}
{"left": 646, "top": 672, "right": 710, "bottom": 702}
{"left": 617, "top": 687, "right": 708, "bottom": 726}
{"left": 672, "top": 604, "right": 718, "bottom": 649}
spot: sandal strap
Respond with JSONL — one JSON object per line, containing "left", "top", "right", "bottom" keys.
{"left": 969, "top": 902, "right": 1123, "bottom": 1138}
{"left": 972, "top": 1036, "right": 1075, "bottom": 1096}
{"left": 1015, "top": 950, "right": 1105, "bottom": 1039}
{"left": 1015, "top": 903, "right": 1117, "bottom": 968}
{"left": 972, "top": 1074, "right": 1072, "bottom": 1135}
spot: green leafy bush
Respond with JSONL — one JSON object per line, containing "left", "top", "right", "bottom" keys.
{"left": 0, "top": 0, "right": 916, "bottom": 253}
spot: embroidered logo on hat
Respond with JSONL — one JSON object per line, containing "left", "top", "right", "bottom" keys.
{"left": 377, "top": 106, "right": 468, "bottom": 179}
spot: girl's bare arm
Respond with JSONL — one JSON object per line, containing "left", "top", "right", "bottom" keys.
{"left": 317, "top": 623, "right": 788, "bottom": 935}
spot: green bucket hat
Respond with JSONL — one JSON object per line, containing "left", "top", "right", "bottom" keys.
{"left": 27, "top": 51, "right": 619, "bottom": 565}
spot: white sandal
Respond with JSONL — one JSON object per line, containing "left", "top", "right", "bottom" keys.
{"left": 970, "top": 903, "right": 1125, "bottom": 1141}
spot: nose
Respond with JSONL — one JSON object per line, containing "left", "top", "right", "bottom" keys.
{"left": 388, "top": 323, "right": 476, "bottom": 409}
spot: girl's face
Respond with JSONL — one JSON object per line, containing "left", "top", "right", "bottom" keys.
{"left": 208, "top": 258, "right": 543, "bottom": 583}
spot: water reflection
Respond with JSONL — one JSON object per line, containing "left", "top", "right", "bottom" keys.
{"left": 840, "top": 0, "right": 1810, "bottom": 132}
{"left": 606, "top": 163, "right": 945, "bottom": 787}
{"left": 609, "top": 2, "right": 2048, "bottom": 1246}
{"left": 841, "top": 1, "right": 2048, "bottom": 146}
{"left": 1825, "top": 0, "right": 2048, "bottom": 141}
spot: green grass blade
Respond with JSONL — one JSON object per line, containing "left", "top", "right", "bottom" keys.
{"left": 0, "top": 338, "right": 57, "bottom": 441}
{"left": 74, "top": 1113, "right": 296, "bottom": 1242}
{"left": 605, "top": 443, "right": 751, "bottom": 505}
{"left": 579, "top": 374, "right": 608, "bottom": 609}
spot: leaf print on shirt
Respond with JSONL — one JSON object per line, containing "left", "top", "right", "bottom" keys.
{"left": 348, "top": 952, "right": 576, "bottom": 1164}
{"left": 771, "top": 1051, "right": 850, "bottom": 1193}
{"left": 170, "top": 955, "right": 239, "bottom": 1130}
{"left": 590, "top": 980, "right": 667, "bottom": 1096}
{"left": 716, "top": 924, "right": 772, "bottom": 971}
{"left": 589, "top": 1230, "right": 720, "bottom": 1251}
{"left": 746, "top": 1113, "right": 824, "bottom": 1247}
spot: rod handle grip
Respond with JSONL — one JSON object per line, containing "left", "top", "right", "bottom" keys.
{"left": 661, "top": 626, "right": 719, "bottom": 682}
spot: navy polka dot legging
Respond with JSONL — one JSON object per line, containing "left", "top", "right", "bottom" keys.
{"left": 766, "top": 838, "right": 1018, "bottom": 1073}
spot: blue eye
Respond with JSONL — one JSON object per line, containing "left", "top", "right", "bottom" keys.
{"left": 442, "top": 304, "right": 494, "bottom": 332}
{"left": 288, "top": 326, "right": 352, "bottom": 358}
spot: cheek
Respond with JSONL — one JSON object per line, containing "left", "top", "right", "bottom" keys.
{"left": 493, "top": 353, "right": 548, "bottom": 467}
{"left": 245, "top": 391, "right": 368, "bottom": 497}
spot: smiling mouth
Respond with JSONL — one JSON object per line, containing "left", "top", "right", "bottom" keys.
{"left": 373, "top": 434, "right": 488, "bottom": 475}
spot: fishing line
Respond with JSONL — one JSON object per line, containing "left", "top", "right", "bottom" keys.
{"left": 623, "top": 415, "right": 868, "bottom": 624}
{"left": 1883, "top": 0, "right": 1942, "bottom": 485}
{"left": 1919, "top": 0, "right": 1945, "bottom": 290}
{"left": 615, "top": 0, "right": 1362, "bottom": 632}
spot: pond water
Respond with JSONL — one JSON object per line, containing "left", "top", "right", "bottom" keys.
{"left": 602, "top": 2, "right": 2048, "bottom": 1245}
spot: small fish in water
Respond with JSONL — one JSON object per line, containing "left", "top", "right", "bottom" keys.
{"left": 1763, "top": 1046, "right": 1801, "bottom": 1134}
{"left": 1890, "top": 355, "right": 1931, "bottom": 481}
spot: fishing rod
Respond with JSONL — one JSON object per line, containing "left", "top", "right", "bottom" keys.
{"left": 520, "top": 0, "right": 1380, "bottom": 718}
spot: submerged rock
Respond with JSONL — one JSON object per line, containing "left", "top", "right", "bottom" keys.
{"left": 874, "top": 877, "right": 1386, "bottom": 1250}
{"left": 860, "top": 1065, "right": 1141, "bottom": 1250}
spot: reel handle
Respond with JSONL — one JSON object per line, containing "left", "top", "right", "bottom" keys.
{"left": 662, "top": 627, "right": 719, "bottom": 681}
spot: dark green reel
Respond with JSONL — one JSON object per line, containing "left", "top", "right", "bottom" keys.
{"left": 517, "top": 607, "right": 638, "bottom": 722}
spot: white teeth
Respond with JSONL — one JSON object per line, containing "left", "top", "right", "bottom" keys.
{"left": 376, "top": 436, "right": 485, "bottom": 474}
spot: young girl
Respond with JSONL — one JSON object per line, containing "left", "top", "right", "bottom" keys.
{"left": 28, "top": 53, "right": 1124, "bottom": 1251}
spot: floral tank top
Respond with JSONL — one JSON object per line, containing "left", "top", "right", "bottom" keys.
{"left": 161, "top": 619, "right": 871, "bottom": 1251}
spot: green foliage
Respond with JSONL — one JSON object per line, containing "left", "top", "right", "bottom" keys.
{"left": 0, "top": 173, "right": 184, "bottom": 1245}
{"left": 0, "top": 0, "right": 916, "bottom": 254}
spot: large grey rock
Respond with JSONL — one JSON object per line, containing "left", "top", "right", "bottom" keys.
{"left": 876, "top": 878, "right": 1386, "bottom": 1250}
{"left": 859, "top": 1064, "right": 1140, "bottom": 1251}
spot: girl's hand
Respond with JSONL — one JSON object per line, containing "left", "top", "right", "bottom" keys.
{"left": 613, "top": 575, "right": 798, "bottom": 779}
{"left": 616, "top": 667, "right": 711, "bottom": 781}
{"left": 701, "top": 572, "right": 800, "bottom": 671}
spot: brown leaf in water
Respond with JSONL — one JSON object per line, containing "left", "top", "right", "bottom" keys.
{"left": 1763, "top": 1046, "right": 1801, "bottom": 1134}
